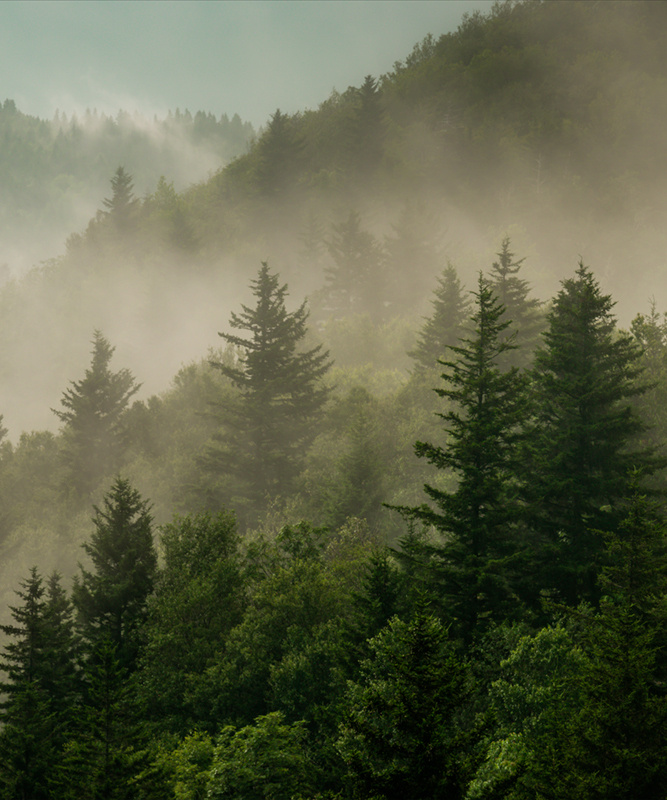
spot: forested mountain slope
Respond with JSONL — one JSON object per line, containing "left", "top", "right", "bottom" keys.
{"left": 0, "top": 101, "right": 254, "bottom": 274}
{"left": 2, "top": 0, "right": 666, "bottom": 435}
{"left": 2, "top": 4, "right": 667, "bottom": 795}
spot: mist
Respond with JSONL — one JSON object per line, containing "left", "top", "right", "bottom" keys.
{"left": 1, "top": 7, "right": 667, "bottom": 793}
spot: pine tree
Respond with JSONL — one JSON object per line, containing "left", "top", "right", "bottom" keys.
{"left": 487, "top": 237, "right": 543, "bottom": 369}
{"left": 0, "top": 570, "right": 79, "bottom": 800}
{"left": 630, "top": 299, "right": 667, "bottom": 449}
{"left": 395, "top": 274, "right": 530, "bottom": 642}
{"left": 55, "top": 640, "right": 146, "bottom": 800}
{"left": 409, "top": 263, "right": 472, "bottom": 372}
{"left": 102, "top": 166, "right": 138, "bottom": 232}
{"left": 323, "top": 211, "right": 385, "bottom": 320}
{"left": 348, "top": 75, "right": 385, "bottom": 176}
{"left": 337, "top": 608, "right": 468, "bottom": 800}
{"left": 72, "top": 477, "right": 156, "bottom": 672}
{"left": 546, "top": 483, "right": 667, "bottom": 799}
{"left": 53, "top": 331, "right": 141, "bottom": 499}
{"left": 527, "top": 263, "right": 655, "bottom": 605}
{"left": 202, "top": 263, "right": 331, "bottom": 522}
{"left": 255, "top": 109, "right": 304, "bottom": 199}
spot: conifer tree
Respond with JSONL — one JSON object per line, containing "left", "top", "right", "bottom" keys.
{"left": 527, "top": 263, "right": 655, "bottom": 605}
{"left": 102, "top": 166, "right": 138, "bottom": 233}
{"left": 337, "top": 608, "right": 468, "bottom": 800}
{"left": 255, "top": 109, "right": 304, "bottom": 199}
{"left": 349, "top": 75, "right": 385, "bottom": 176}
{"left": 396, "top": 274, "right": 530, "bottom": 641}
{"left": 488, "top": 237, "right": 543, "bottom": 369}
{"left": 53, "top": 331, "right": 141, "bottom": 499}
{"left": 323, "top": 211, "right": 385, "bottom": 320}
{"left": 409, "top": 263, "right": 471, "bottom": 372}
{"left": 56, "top": 640, "right": 147, "bottom": 800}
{"left": 0, "top": 570, "right": 79, "bottom": 800}
{"left": 203, "top": 263, "right": 331, "bottom": 521}
{"left": 630, "top": 299, "right": 667, "bottom": 448}
{"left": 72, "top": 477, "right": 156, "bottom": 672}
{"left": 0, "top": 569, "right": 52, "bottom": 800}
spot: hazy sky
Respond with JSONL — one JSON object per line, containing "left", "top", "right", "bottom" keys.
{"left": 1, "top": 0, "right": 493, "bottom": 127}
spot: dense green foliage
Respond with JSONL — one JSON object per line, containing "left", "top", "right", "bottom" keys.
{"left": 1, "top": 2, "right": 667, "bottom": 797}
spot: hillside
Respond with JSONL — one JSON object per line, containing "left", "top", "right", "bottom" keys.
{"left": 0, "top": 101, "right": 254, "bottom": 274}
{"left": 2, "top": 4, "right": 667, "bottom": 797}
{"left": 1, "top": 0, "right": 666, "bottom": 438}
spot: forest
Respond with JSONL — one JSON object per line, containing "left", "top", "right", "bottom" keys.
{"left": 2, "top": 1, "right": 667, "bottom": 797}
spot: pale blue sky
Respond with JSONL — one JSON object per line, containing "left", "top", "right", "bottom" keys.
{"left": 1, "top": 0, "right": 494, "bottom": 126}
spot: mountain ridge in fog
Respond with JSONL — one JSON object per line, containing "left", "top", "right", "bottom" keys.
{"left": 2, "top": 0, "right": 667, "bottom": 438}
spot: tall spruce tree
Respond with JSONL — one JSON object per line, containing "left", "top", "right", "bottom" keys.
{"left": 409, "top": 263, "right": 471, "bottom": 372}
{"left": 72, "top": 477, "right": 156, "bottom": 672}
{"left": 255, "top": 109, "right": 304, "bottom": 199}
{"left": 102, "top": 166, "right": 138, "bottom": 232}
{"left": 53, "top": 331, "right": 140, "bottom": 500}
{"left": 396, "top": 274, "right": 530, "bottom": 642}
{"left": 527, "top": 263, "right": 655, "bottom": 605}
{"left": 323, "top": 211, "right": 385, "bottom": 320}
{"left": 562, "top": 484, "right": 667, "bottom": 799}
{"left": 203, "top": 263, "right": 331, "bottom": 521}
{"left": 0, "top": 570, "right": 79, "bottom": 800}
{"left": 488, "top": 237, "right": 543, "bottom": 369}
{"left": 349, "top": 75, "right": 385, "bottom": 176}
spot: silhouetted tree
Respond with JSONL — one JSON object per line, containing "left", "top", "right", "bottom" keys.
{"left": 102, "top": 166, "right": 138, "bottom": 232}
{"left": 323, "top": 211, "right": 385, "bottom": 320}
{"left": 53, "top": 331, "right": 140, "bottom": 500}
{"left": 488, "top": 237, "right": 543, "bottom": 369}
{"left": 409, "top": 263, "right": 471, "bottom": 372}
{"left": 202, "top": 263, "right": 331, "bottom": 522}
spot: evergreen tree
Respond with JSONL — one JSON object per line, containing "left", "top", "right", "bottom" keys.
{"left": 557, "top": 485, "right": 667, "bottom": 799}
{"left": 348, "top": 75, "right": 385, "bottom": 176}
{"left": 323, "top": 211, "right": 385, "bottom": 320}
{"left": 409, "top": 262, "right": 472, "bottom": 372}
{"left": 0, "top": 570, "right": 79, "bottom": 800}
{"left": 345, "top": 548, "right": 403, "bottom": 666}
{"left": 487, "top": 237, "right": 543, "bottom": 369}
{"left": 630, "top": 299, "right": 667, "bottom": 449}
{"left": 137, "top": 511, "right": 244, "bottom": 734}
{"left": 102, "top": 166, "right": 138, "bottom": 232}
{"left": 202, "top": 262, "right": 331, "bottom": 521}
{"left": 395, "top": 274, "right": 530, "bottom": 642}
{"left": 527, "top": 263, "right": 655, "bottom": 605}
{"left": 255, "top": 109, "right": 304, "bottom": 199}
{"left": 42, "top": 572, "right": 80, "bottom": 729}
{"left": 72, "top": 477, "right": 156, "bottom": 672}
{"left": 53, "top": 331, "right": 141, "bottom": 500}
{"left": 0, "top": 569, "right": 52, "bottom": 800}
{"left": 319, "top": 387, "right": 388, "bottom": 531}
{"left": 337, "top": 608, "right": 469, "bottom": 800}
{"left": 55, "top": 640, "right": 146, "bottom": 800}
